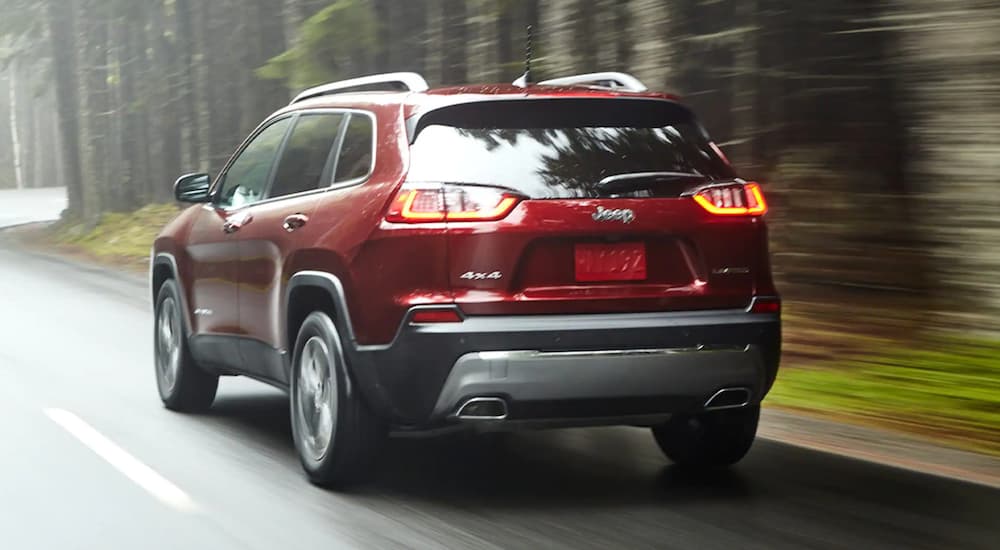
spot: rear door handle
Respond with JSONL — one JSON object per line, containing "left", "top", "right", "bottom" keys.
{"left": 283, "top": 213, "right": 309, "bottom": 232}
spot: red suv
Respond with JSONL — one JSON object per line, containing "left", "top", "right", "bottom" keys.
{"left": 151, "top": 71, "right": 781, "bottom": 487}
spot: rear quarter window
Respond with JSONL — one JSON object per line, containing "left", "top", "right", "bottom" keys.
{"left": 334, "top": 114, "right": 375, "bottom": 184}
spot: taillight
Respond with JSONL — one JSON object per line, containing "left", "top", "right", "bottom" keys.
{"left": 385, "top": 184, "right": 522, "bottom": 223}
{"left": 386, "top": 188, "right": 447, "bottom": 222}
{"left": 693, "top": 182, "right": 768, "bottom": 216}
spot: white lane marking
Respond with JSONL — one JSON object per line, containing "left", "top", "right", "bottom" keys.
{"left": 44, "top": 408, "right": 199, "bottom": 512}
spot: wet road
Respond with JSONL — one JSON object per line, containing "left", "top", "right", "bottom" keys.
{"left": 0, "top": 220, "right": 997, "bottom": 548}
{"left": 0, "top": 187, "right": 66, "bottom": 228}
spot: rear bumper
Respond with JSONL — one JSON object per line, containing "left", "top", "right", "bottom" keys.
{"left": 434, "top": 345, "right": 765, "bottom": 418}
{"left": 346, "top": 307, "right": 780, "bottom": 428}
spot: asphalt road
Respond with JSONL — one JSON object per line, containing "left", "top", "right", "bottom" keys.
{"left": 0, "top": 198, "right": 997, "bottom": 549}
{"left": 0, "top": 187, "right": 66, "bottom": 228}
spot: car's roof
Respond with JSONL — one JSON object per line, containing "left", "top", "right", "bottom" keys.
{"left": 418, "top": 83, "right": 678, "bottom": 100}
{"left": 277, "top": 83, "right": 682, "bottom": 119}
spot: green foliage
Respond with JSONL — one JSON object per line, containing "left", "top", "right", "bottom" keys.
{"left": 52, "top": 203, "right": 181, "bottom": 264}
{"left": 257, "top": 0, "right": 377, "bottom": 90}
{"left": 769, "top": 336, "right": 1000, "bottom": 455}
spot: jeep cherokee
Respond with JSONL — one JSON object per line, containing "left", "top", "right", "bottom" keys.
{"left": 151, "top": 71, "right": 781, "bottom": 487}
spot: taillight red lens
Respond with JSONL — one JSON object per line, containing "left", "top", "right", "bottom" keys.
{"left": 693, "top": 182, "right": 768, "bottom": 216}
{"left": 410, "top": 309, "right": 463, "bottom": 324}
{"left": 386, "top": 188, "right": 447, "bottom": 222}
{"left": 386, "top": 184, "right": 521, "bottom": 223}
{"left": 749, "top": 297, "right": 781, "bottom": 314}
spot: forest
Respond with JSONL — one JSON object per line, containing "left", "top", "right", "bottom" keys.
{"left": 1, "top": 0, "right": 999, "bottom": 339}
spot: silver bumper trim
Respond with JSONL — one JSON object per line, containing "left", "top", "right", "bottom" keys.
{"left": 432, "top": 345, "right": 766, "bottom": 419}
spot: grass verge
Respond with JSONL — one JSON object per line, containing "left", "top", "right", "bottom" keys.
{"left": 768, "top": 335, "right": 1000, "bottom": 456}
{"left": 44, "top": 204, "right": 181, "bottom": 271}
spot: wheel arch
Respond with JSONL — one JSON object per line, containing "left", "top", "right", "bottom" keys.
{"left": 285, "top": 271, "right": 358, "bottom": 355}
{"left": 152, "top": 253, "right": 193, "bottom": 334}
{"left": 285, "top": 271, "right": 391, "bottom": 417}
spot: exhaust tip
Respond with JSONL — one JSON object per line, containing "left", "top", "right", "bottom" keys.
{"left": 704, "top": 387, "right": 751, "bottom": 410}
{"left": 456, "top": 397, "right": 509, "bottom": 420}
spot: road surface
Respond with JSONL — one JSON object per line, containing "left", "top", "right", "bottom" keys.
{"left": 0, "top": 195, "right": 997, "bottom": 549}
{"left": 0, "top": 187, "right": 66, "bottom": 228}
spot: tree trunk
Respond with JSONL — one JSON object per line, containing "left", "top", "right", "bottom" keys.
{"left": 729, "top": 0, "right": 758, "bottom": 172}
{"left": 496, "top": 4, "right": 514, "bottom": 80}
{"left": 573, "top": 1, "right": 599, "bottom": 71}
{"left": 117, "top": 2, "right": 153, "bottom": 210}
{"left": 246, "top": 0, "right": 288, "bottom": 130}
{"left": 32, "top": 91, "right": 56, "bottom": 188}
{"left": 174, "top": 0, "right": 202, "bottom": 171}
{"left": 385, "top": 0, "right": 427, "bottom": 75}
{"left": 611, "top": 0, "right": 633, "bottom": 71}
{"left": 467, "top": 1, "right": 498, "bottom": 83}
{"left": 440, "top": 0, "right": 468, "bottom": 84}
{"left": 893, "top": 0, "right": 1000, "bottom": 327}
{"left": 200, "top": 0, "right": 242, "bottom": 171}
{"left": 45, "top": 0, "right": 85, "bottom": 218}
{"left": 134, "top": 7, "right": 154, "bottom": 205}
{"left": 79, "top": 0, "right": 111, "bottom": 213}
{"left": 151, "top": 0, "right": 182, "bottom": 201}
{"left": 539, "top": 0, "right": 576, "bottom": 78}
{"left": 628, "top": 0, "right": 674, "bottom": 90}
{"left": 7, "top": 58, "right": 24, "bottom": 190}
{"left": 283, "top": 0, "right": 307, "bottom": 46}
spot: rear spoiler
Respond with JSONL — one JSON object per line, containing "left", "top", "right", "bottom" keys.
{"left": 405, "top": 96, "right": 691, "bottom": 144}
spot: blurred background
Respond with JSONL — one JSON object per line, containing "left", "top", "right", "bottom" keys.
{"left": 0, "top": 0, "right": 997, "bottom": 454}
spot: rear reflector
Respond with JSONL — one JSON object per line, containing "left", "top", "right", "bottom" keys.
{"left": 693, "top": 182, "right": 768, "bottom": 216}
{"left": 410, "top": 309, "right": 463, "bottom": 324}
{"left": 386, "top": 184, "right": 522, "bottom": 223}
{"left": 749, "top": 297, "right": 781, "bottom": 314}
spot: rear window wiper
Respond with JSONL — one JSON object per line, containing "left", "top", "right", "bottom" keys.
{"left": 596, "top": 171, "right": 709, "bottom": 194}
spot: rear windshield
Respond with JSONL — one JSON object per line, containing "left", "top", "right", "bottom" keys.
{"left": 407, "top": 99, "right": 735, "bottom": 198}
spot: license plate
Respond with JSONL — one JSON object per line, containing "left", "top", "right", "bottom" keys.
{"left": 574, "top": 242, "right": 647, "bottom": 282}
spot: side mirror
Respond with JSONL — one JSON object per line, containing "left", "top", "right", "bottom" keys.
{"left": 174, "top": 173, "right": 212, "bottom": 203}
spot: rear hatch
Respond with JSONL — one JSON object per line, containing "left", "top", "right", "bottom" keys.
{"left": 398, "top": 98, "right": 766, "bottom": 315}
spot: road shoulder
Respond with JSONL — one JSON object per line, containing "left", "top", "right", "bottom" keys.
{"left": 760, "top": 408, "right": 999, "bottom": 489}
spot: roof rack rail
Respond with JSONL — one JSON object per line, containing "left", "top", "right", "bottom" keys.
{"left": 291, "top": 72, "right": 430, "bottom": 104}
{"left": 535, "top": 72, "right": 648, "bottom": 92}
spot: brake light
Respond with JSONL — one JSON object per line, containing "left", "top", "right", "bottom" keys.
{"left": 693, "top": 182, "right": 768, "bottom": 216}
{"left": 385, "top": 184, "right": 522, "bottom": 223}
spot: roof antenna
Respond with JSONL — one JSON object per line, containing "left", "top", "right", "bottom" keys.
{"left": 512, "top": 25, "right": 533, "bottom": 88}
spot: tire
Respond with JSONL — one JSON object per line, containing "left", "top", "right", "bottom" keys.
{"left": 290, "top": 311, "right": 386, "bottom": 488}
{"left": 651, "top": 404, "right": 760, "bottom": 468}
{"left": 154, "top": 279, "right": 219, "bottom": 412}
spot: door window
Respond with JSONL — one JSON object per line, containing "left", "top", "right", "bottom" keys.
{"left": 216, "top": 117, "right": 293, "bottom": 208}
{"left": 268, "top": 113, "right": 346, "bottom": 199}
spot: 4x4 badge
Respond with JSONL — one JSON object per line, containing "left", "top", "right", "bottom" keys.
{"left": 592, "top": 206, "right": 635, "bottom": 224}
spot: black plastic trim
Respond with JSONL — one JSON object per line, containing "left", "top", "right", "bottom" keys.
{"left": 152, "top": 253, "right": 192, "bottom": 336}
{"left": 284, "top": 270, "right": 781, "bottom": 426}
